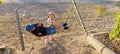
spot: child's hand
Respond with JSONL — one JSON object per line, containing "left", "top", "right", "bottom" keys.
{"left": 38, "top": 33, "right": 42, "bottom": 35}
{"left": 36, "top": 23, "right": 43, "bottom": 27}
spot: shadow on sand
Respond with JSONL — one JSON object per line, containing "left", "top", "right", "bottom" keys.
{"left": 40, "top": 39, "right": 71, "bottom": 54}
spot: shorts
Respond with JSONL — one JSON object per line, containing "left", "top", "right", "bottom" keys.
{"left": 46, "top": 26, "right": 56, "bottom": 35}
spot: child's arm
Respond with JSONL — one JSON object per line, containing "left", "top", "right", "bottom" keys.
{"left": 35, "top": 23, "right": 43, "bottom": 27}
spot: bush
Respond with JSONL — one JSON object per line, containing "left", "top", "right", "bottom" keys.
{"left": 109, "top": 11, "right": 120, "bottom": 41}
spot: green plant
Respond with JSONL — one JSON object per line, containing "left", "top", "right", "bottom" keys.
{"left": 109, "top": 11, "right": 120, "bottom": 41}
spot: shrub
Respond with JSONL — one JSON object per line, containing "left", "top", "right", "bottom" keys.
{"left": 109, "top": 11, "right": 120, "bottom": 41}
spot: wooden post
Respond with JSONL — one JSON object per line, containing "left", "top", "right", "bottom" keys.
{"left": 5, "top": 48, "right": 13, "bottom": 54}
{"left": 15, "top": 10, "right": 25, "bottom": 51}
{"left": 87, "top": 34, "right": 116, "bottom": 54}
{"left": 72, "top": 0, "right": 88, "bottom": 36}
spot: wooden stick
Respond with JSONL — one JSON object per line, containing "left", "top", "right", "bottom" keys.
{"left": 15, "top": 9, "right": 25, "bottom": 51}
{"left": 72, "top": 0, "right": 88, "bottom": 36}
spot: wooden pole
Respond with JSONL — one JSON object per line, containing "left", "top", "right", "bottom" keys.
{"left": 15, "top": 10, "right": 25, "bottom": 51}
{"left": 72, "top": 0, "right": 88, "bottom": 36}
{"left": 87, "top": 33, "right": 116, "bottom": 54}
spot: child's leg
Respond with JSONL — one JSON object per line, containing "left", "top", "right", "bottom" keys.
{"left": 55, "top": 23, "right": 69, "bottom": 32}
{"left": 55, "top": 25, "right": 62, "bottom": 32}
{"left": 45, "top": 36, "right": 48, "bottom": 46}
{"left": 49, "top": 35, "right": 53, "bottom": 41}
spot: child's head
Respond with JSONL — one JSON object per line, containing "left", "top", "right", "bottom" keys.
{"left": 48, "top": 11, "right": 55, "bottom": 18}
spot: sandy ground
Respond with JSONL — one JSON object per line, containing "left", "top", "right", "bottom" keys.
{"left": 0, "top": 2, "right": 119, "bottom": 54}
